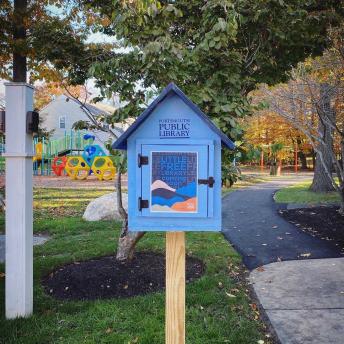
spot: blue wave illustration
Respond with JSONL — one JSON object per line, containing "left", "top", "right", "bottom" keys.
{"left": 152, "top": 195, "right": 185, "bottom": 207}
{"left": 175, "top": 181, "right": 196, "bottom": 198}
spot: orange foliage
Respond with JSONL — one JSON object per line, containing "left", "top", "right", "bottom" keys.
{"left": 34, "top": 82, "right": 88, "bottom": 110}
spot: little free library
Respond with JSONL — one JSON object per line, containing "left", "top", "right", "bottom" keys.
{"left": 113, "top": 83, "right": 234, "bottom": 344}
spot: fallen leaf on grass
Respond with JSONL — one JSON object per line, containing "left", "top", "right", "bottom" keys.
{"left": 300, "top": 253, "right": 311, "bottom": 258}
{"left": 225, "top": 292, "right": 236, "bottom": 298}
{"left": 250, "top": 303, "right": 257, "bottom": 311}
{"left": 105, "top": 328, "right": 112, "bottom": 334}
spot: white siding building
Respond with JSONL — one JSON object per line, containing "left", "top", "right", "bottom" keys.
{"left": 39, "top": 95, "right": 129, "bottom": 151}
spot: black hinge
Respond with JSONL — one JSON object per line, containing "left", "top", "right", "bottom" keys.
{"left": 198, "top": 176, "right": 215, "bottom": 188}
{"left": 138, "top": 154, "right": 149, "bottom": 167}
{"left": 138, "top": 197, "right": 149, "bottom": 211}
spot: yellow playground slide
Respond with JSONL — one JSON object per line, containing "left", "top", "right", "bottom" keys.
{"left": 33, "top": 142, "right": 43, "bottom": 162}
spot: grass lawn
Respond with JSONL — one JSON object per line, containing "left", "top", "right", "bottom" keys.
{"left": 0, "top": 188, "right": 270, "bottom": 344}
{"left": 274, "top": 180, "right": 340, "bottom": 204}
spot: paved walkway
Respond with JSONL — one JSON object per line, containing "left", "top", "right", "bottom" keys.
{"left": 250, "top": 258, "right": 344, "bottom": 344}
{"left": 0, "top": 235, "right": 49, "bottom": 263}
{"left": 223, "top": 176, "right": 344, "bottom": 344}
{"left": 222, "top": 176, "right": 343, "bottom": 270}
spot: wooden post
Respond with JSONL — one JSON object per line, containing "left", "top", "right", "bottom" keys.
{"left": 166, "top": 232, "right": 185, "bottom": 344}
{"left": 260, "top": 151, "right": 264, "bottom": 172}
{"left": 294, "top": 143, "right": 298, "bottom": 173}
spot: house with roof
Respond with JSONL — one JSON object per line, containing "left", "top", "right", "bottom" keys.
{"left": 39, "top": 94, "right": 130, "bottom": 151}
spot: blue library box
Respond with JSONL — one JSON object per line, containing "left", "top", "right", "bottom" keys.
{"left": 112, "top": 83, "right": 235, "bottom": 232}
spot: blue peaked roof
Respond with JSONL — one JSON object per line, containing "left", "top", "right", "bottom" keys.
{"left": 112, "top": 82, "right": 235, "bottom": 150}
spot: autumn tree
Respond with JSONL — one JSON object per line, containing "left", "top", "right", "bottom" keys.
{"left": 243, "top": 97, "right": 310, "bottom": 171}
{"left": 264, "top": 36, "right": 344, "bottom": 212}
{"left": 34, "top": 82, "right": 90, "bottom": 110}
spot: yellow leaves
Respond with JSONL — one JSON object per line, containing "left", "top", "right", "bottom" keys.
{"left": 34, "top": 82, "right": 87, "bottom": 110}
{"left": 243, "top": 105, "right": 305, "bottom": 159}
{"left": 100, "top": 17, "right": 112, "bottom": 27}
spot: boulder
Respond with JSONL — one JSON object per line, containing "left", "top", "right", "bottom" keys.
{"left": 83, "top": 192, "right": 128, "bottom": 221}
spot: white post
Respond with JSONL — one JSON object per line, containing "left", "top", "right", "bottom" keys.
{"left": 4, "top": 82, "right": 34, "bottom": 319}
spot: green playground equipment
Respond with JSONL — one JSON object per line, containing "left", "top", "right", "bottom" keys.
{"left": 33, "top": 130, "right": 94, "bottom": 176}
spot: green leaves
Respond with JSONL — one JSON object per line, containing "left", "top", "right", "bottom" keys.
{"left": 82, "top": 0, "right": 343, "bottom": 181}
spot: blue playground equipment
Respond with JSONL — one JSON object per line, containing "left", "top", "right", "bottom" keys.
{"left": 82, "top": 144, "right": 107, "bottom": 167}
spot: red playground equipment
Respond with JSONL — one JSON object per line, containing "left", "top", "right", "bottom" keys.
{"left": 52, "top": 156, "right": 67, "bottom": 176}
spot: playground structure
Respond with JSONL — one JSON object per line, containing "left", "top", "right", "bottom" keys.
{"left": 32, "top": 130, "right": 116, "bottom": 180}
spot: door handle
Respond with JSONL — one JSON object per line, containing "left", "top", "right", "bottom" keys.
{"left": 198, "top": 177, "right": 215, "bottom": 188}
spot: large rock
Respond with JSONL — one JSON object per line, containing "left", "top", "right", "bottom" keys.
{"left": 83, "top": 192, "right": 128, "bottom": 221}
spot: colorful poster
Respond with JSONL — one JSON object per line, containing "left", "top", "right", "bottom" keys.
{"left": 151, "top": 152, "right": 197, "bottom": 212}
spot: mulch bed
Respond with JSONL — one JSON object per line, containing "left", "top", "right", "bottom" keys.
{"left": 42, "top": 252, "right": 205, "bottom": 300}
{"left": 279, "top": 205, "right": 344, "bottom": 252}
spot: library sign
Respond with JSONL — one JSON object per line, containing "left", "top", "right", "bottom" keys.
{"left": 159, "top": 118, "right": 191, "bottom": 138}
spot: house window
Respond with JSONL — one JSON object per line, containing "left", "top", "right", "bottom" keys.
{"left": 59, "top": 116, "right": 66, "bottom": 129}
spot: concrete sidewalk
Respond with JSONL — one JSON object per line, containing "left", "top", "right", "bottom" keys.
{"left": 250, "top": 258, "right": 344, "bottom": 344}
{"left": 0, "top": 235, "right": 49, "bottom": 263}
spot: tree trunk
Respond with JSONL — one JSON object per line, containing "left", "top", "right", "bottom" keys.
{"left": 298, "top": 151, "right": 308, "bottom": 169}
{"left": 270, "top": 162, "right": 278, "bottom": 176}
{"left": 115, "top": 169, "right": 145, "bottom": 261}
{"left": 116, "top": 228, "right": 145, "bottom": 261}
{"left": 310, "top": 149, "right": 334, "bottom": 191}
{"left": 310, "top": 84, "right": 335, "bottom": 192}
{"left": 339, "top": 188, "right": 344, "bottom": 216}
{"left": 13, "top": 0, "right": 27, "bottom": 82}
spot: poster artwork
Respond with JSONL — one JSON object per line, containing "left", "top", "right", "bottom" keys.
{"left": 151, "top": 152, "right": 197, "bottom": 212}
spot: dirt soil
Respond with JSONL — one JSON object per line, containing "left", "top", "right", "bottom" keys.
{"left": 42, "top": 252, "right": 204, "bottom": 300}
{"left": 279, "top": 206, "right": 344, "bottom": 253}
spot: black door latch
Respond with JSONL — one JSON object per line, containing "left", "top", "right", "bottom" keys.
{"left": 198, "top": 176, "right": 215, "bottom": 188}
{"left": 138, "top": 154, "right": 149, "bottom": 167}
{"left": 138, "top": 197, "right": 149, "bottom": 211}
